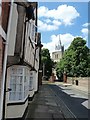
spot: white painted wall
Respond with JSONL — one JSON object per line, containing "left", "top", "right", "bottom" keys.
{"left": 28, "top": 71, "right": 34, "bottom": 97}
{"left": 5, "top": 65, "right": 30, "bottom": 118}
{"left": 34, "top": 48, "right": 40, "bottom": 92}
{"left": 33, "top": 71, "right": 37, "bottom": 92}
{"left": 24, "top": 21, "right": 35, "bottom": 66}
{"left": 7, "top": 4, "right": 18, "bottom": 56}
{"left": 6, "top": 100, "right": 28, "bottom": 118}
{"left": 52, "top": 51, "right": 62, "bottom": 62}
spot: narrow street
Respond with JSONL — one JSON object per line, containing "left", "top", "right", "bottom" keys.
{"left": 25, "top": 81, "right": 89, "bottom": 120}
{"left": 0, "top": 1, "right": 90, "bottom": 120}
{"left": 49, "top": 82, "right": 89, "bottom": 120}
{"left": 25, "top": 81, "right": 65, "bottom": 120}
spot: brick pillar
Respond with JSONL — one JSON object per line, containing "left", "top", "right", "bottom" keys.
{"left": 63, "top": 72, "right": 67, "bottom": 83}
{"left": 38, "top": 70, "right": 42, "bottom": 85}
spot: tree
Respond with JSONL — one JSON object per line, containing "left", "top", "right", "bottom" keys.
{"left": 41, "top": 48, "right": 53, "bottom": 79}
{"left": 56, "top": 37, "right": 90, "bottom": 77}
{"left": 56, "top": 59, "right": 64, "bottom": 80}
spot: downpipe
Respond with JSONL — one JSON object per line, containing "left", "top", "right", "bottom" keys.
{"left": 0, "top": 1, "right": 14, "bottom": 120}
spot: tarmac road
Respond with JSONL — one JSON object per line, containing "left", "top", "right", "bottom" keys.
{"left": 49, "top": 84, "right": 89, "bottom": 120}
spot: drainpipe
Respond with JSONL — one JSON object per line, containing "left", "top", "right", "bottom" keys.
{"left": 22, "top": 17, "right": 26, "bottom": 60}
{"left": 0, "top": 1, "right": 14, "bottom": 120}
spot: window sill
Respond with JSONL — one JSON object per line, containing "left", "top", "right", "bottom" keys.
{"left": 29, "top": 88, "right": 34, "bottom": 91}
{"left": 7, "top": 96, "right": 28, "bottom": 106}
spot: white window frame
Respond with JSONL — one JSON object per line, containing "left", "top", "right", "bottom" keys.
{"left": 8, "top": 66, "right": 29, "bottom": 103}
{"left": 29, "top": 72, "right": 34, "bottom": 91}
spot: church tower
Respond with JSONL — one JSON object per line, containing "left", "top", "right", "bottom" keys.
{"left": 52, "top": 35, "right": 64, "bottom": 62}
{"left": 51, "top": 35, "right": 64, "bottom": 80}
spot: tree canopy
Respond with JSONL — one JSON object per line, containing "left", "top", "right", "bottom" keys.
{"left": 56, "top": 37, "right": 90, "bottom": 78}
{"left": 41, "top": 48, "right": 53, "bottom": 79}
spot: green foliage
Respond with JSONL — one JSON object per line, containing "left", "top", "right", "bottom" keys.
{"left": 56, "top": 60, "right": 64, "bottom": 80}
{"left": 41, "top": 48, "right": 53, "bottom": 78}
{"left": 56, "top": 37, "right": 90, "bottom": 77}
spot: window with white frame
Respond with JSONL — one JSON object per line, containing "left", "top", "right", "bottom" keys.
{"left": 24, "top": 68, "right": 29, "bottom": 98}
{"left": 9, "top": 66, "right": 29, "bottom": 101}
{"left": 32, "top": 23, "right": 35, "bottom": 40}
{"left": 36, "top": 48, "right": 39, "bottom": 60}
{"left": 28, "top": 20, "right": 36, "bottom": 42}
{"left": 29, "top": 72, "right": 33, "bottom": 90}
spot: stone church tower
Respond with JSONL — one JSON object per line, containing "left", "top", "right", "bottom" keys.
{"left": 52, "top": 35, "right": 64, "bottom": 62}
{"left": 51, "top": 35, "right": 64, "bottom": 80}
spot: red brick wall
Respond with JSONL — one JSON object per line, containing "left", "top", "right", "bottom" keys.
{"left": 1, "top": 1, "right": 10, "bottom": 33}
{"left": 67, "top": 77, "right": 89, "bottom": 88}
{"left": 0, "top": 1, "right": 10, "bottom": 84}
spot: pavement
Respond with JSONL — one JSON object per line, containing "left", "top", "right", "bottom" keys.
{"left": 25, "top": 80, "right": 89, "bottom": 120}
{"left": 25, "top": 81, "right": 65, "bottom": 120}
{"left": 54, "top": 82, "right": 89, "bottom": 94}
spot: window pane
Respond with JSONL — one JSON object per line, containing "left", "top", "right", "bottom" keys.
{"left": 9, "top": 67, "right": 23, "bottom": 101}
{"left": 9, "top": 67, "right": 30, "bottom": 101}
{"left": 29, "top": 77, "right": 33, "bottom": 90}
{"left": 9, "top": 92, "right": 16, "bottom": 101}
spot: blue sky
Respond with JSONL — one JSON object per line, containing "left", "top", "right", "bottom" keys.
{"left": 37, "top": 2, "right": 89, "bottom": 54}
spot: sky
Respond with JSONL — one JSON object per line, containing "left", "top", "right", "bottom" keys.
{"left": 37, "top": 2, "right": 89, "bottom": 56}
{"left": 0, "top": 0, "right": 89, "bottom": 52}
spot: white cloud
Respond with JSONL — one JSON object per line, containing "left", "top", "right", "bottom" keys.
{"left": 45, "top": 19, "right": 52, "bottom": 23}
{"left": 56, "top": 5, "right": 79, "bottom": 25}
{"left": 81, "top": 27, "right": 90, "bottom": 40}
{"left": 81, "top": 28, "right": 89, "bottom": 47}
{"left": 81, "top": 23, "right": 89, "bottom": 42}
{"left": 81, "top": 28, "right": 88, "bottom": 36}
{"left": 60, "top": 34, "right": 75, "bottom": 48}
{"left": 38, "top": 6, "right": 48, "bottom": 18}
{"left": 52, "top": 20, "right": 62, "bottom": 26}
{"left": 42, "top": 33, "right": 75, "bottom": 56}
{"left": 38, "top": 19, "right": 59, "bottom": 31}
{"left": 38, "top": 4, "right": 80, "bottom": 26}
{"left": 82, "top": 23, "right": 90, "bottom": 27}
{"left": 38, "top": 19, "right": 61, "bottom": 31}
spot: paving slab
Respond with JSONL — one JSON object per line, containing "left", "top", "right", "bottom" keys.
{"left": 25, "top": 83, "right": 65, "bottom": 120}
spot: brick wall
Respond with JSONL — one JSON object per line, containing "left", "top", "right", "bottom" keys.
{"left": 0, "top": 1, "right": 10, "bottom": 90}
{"left": 67, "top": 77, "right": 90, "bottom": 88}
{"left": 1, "top": 1, "right": 10, "bottom": 33}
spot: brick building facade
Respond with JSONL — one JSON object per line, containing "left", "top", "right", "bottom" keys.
{"left": 0, "top": 1, "right": 10, "bottom": 120}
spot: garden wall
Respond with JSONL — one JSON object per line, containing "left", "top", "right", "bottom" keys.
{"left": 67, "top": 77, "right": 90, "bottom": 88}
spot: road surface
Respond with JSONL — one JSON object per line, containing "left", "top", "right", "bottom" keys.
{"left": 49, "top": 84, "right": 89, "bottom": 120}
